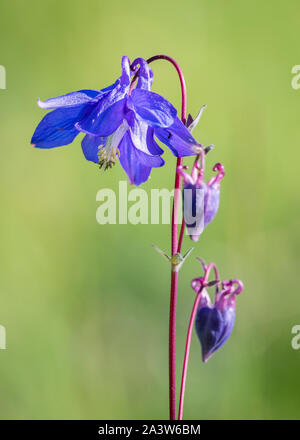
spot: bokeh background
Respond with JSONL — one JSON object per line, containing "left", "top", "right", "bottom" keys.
{"left": 0, "top": 0, "right": 299, "bottom": 420}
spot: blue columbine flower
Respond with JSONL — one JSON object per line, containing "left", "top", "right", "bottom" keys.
{"left": 191, "top": 276, "right": 243, "bottom": 362}
{"left": 31, "top": 56, "right": 200, "bottom": 185}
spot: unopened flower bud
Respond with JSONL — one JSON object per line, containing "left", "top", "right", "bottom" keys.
{"left": 179, "top": 162, "right": 225, "bottom": 242}
{"left": 193, "top": 277, "right": 243, "bottom": 362}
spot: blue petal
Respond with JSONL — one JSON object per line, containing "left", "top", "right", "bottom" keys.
{"left": 38, "top": 90, "right": 100, "bottom": 109}
{"left": 81, "top": 134, "right": 106, "bottom": 163}
{"left": 75, "top": 57, "right": 132, "bottom": 136}
{"left": 99, "top": 81, "right": 119, "bottom": 94}
{"left": 31, "top": 105, "right": 90, "bottom": 148}
{"left": 118, "top": 132, "right": 164, "bottom": 185}
{"left": 125, "top": 110, "right": 164, "bottom": 156}
{"left": 129, "top": 89, "right": 177, "bottom": 128}
{"left": 146, "top": 127, "right": 164, "bottom": 155}
{"left": 76, "top": 97, "right": 126, "bottom": 136}
{"left": 154, "top": 117, "right": 198, "bottom": 156}
{"left": 131, "top": 58, "right": 153, "bottom": 91}
{"left": 32, "top": 56, "right": 133, "bottom": 149}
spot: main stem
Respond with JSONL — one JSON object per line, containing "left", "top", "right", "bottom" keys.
{"left": 143, "top": 55, "right": 187, "bottom": 420}
{"left": 169, "top": 268, "right": 178, "bottom": 419}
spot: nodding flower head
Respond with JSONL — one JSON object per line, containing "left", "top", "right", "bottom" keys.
{"left": 31, "top": 56, "right": 201, "bottom": 186}
{"left": 192, "top": 260, "right": 243, "bottom": 362}
{"left": 178, "top": 151, "right": 225, "bottom": 241}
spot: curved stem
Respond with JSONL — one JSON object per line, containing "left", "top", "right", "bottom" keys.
{"left": 138, "top": 55, "right": 187, "bottom": 420}
{"left": 178, "top": 291, "right": 202, "bottom": 420}
{"left": 131, "top": 55, "right": 187, "bottom": 122}
{"left": 146, "top": 55, "right": 186, "bottom": 254}
{"left": 203, "top": 263, "right": 219, "bottom": 284}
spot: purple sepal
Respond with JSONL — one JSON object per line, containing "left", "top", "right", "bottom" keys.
{"left": 118, "top": 132, "right": 164, "bottom": 186}
{"left": 154, "top": 117, "right": 199, "bottom": 157}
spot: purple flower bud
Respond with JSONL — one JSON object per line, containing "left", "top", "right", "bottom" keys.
{"left": 192, "top": 277, "right": 243, "bottom": 362}
{"left": 179, "top": 162, "right": 225, "bottom": 242}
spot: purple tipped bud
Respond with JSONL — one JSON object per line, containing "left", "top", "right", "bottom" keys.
{"left": 193, "top": 278, "right": 243, "bottom": 362}
{"left": 181, "top": 162, "right": 225, "bottom": 242}
{"left": 195, "top": 300, "right": 235, "bottom": 362}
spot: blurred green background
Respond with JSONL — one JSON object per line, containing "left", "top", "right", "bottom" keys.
{"left": 0, "top": 0, "right": 299, "bottom": 420}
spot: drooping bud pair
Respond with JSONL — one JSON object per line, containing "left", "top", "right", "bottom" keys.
{"left": 178, "top": 155, "right": 225, "bottom": 242}
{"left": 191, "top": 260, "right": 243, "bottom": 362}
